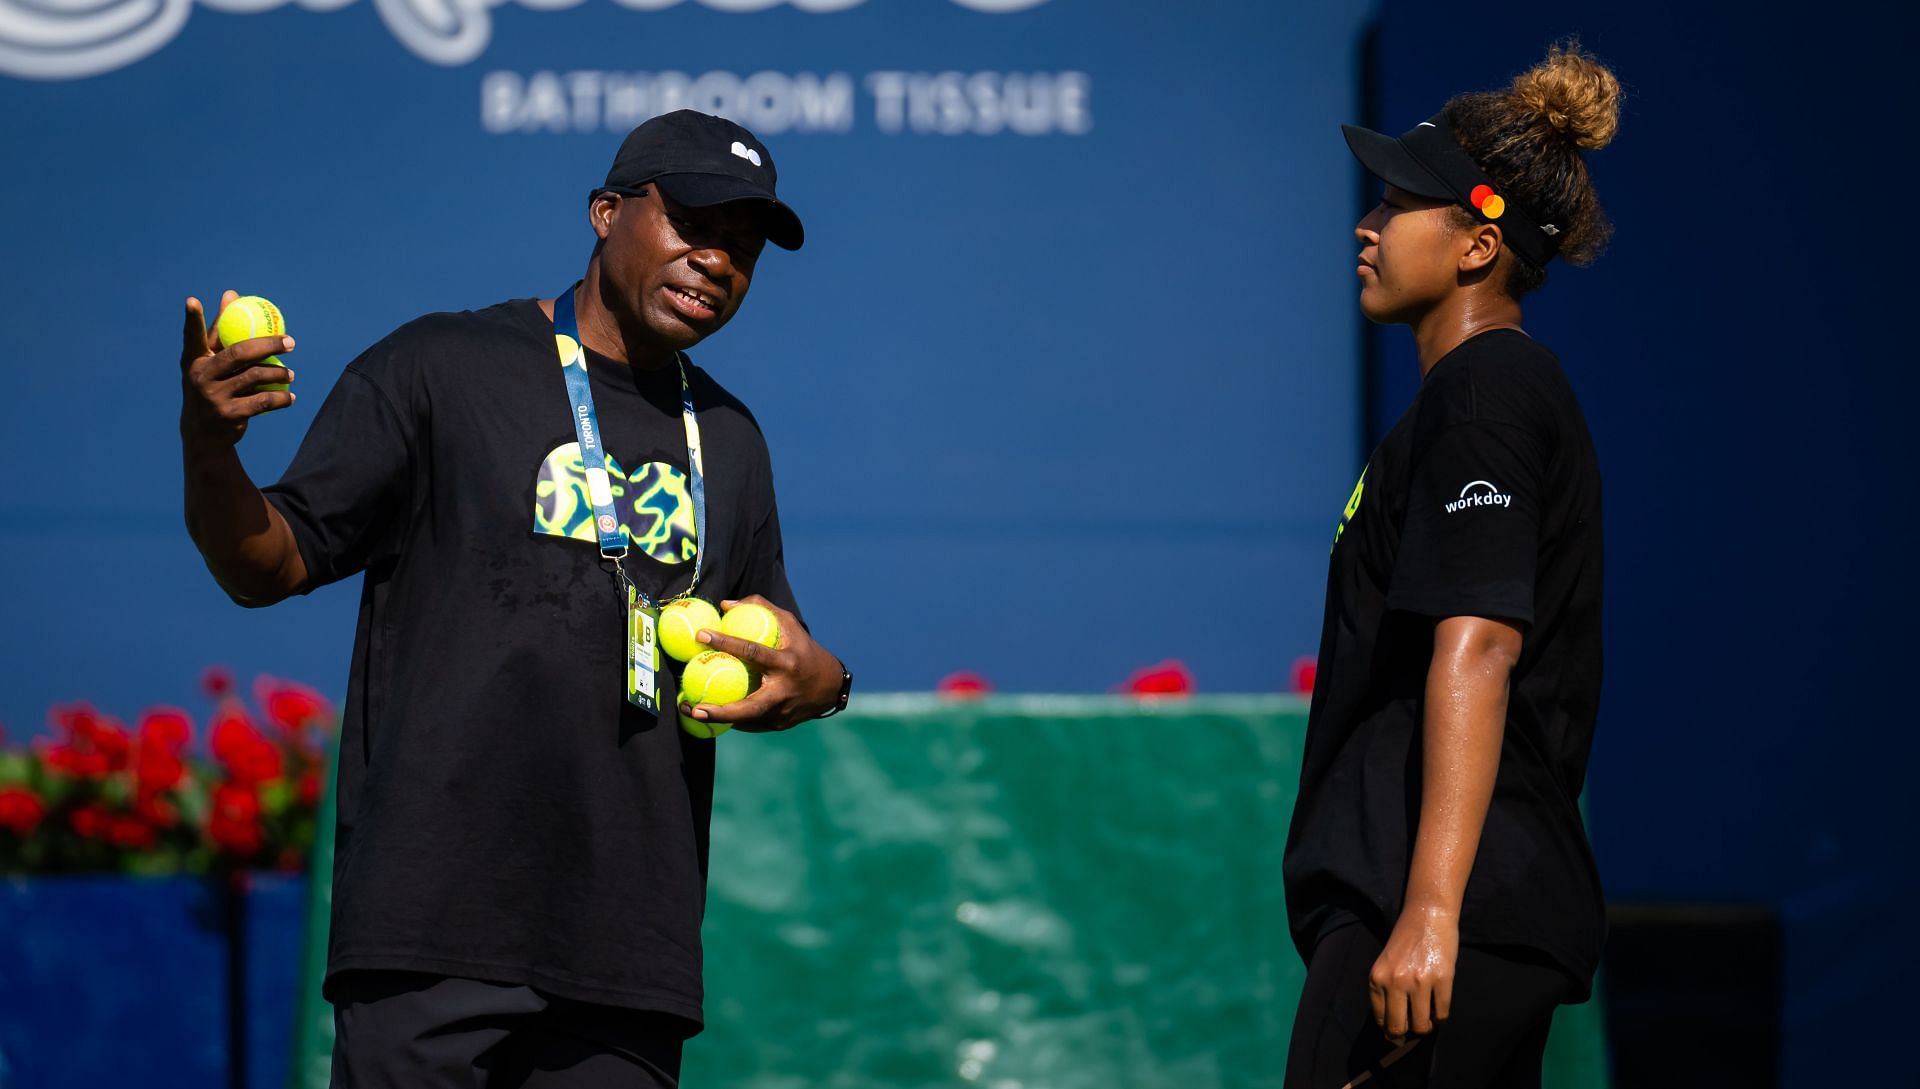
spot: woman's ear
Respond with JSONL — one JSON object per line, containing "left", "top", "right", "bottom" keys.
{"left": 1459, "top": 221, "right": 1504, "bottom": 275}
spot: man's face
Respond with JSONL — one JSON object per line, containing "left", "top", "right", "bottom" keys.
{"left": 593, "top": 184, "right": 768, "bottom": 352}
{"left": 1353, "top": 184, "right": 1469, "bottom": 325}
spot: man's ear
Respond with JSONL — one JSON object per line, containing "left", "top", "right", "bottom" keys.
{"left": 589, "top": 193, "right": 620, "bottom": 241}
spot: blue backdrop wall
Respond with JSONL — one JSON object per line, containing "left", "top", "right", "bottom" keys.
{"left": 0, "top": 0, "right": 1371, "bottom": 719}
{"left": 1365, "top": 4, "right": 1913, "bottom": 1083}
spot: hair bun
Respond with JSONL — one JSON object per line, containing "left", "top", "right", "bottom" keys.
{"left": 1511, "top": 41, "right": 1621, "bottom": 150}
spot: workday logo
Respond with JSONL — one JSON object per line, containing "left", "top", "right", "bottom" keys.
{"left": 0, "top": 0, "right": 1052, "bottom": 81}
{"left": 1444, "top": 480, "right": 1512, "bottom": 514}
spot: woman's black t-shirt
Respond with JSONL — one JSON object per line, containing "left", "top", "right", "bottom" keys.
{"left": 263, "top": 298, "right": 799, "bottom": 1026}
{"left": 1282, "top": 328, "right": 1606, "bottom": 994}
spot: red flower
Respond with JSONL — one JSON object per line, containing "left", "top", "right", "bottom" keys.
{"left": 51, "top": 703, "right": 103, "bottom": 741}
{"left": 296, "top": 768, "right": 324, "bottom": 808}
{"left": 135, "top": 792, "right": 180, "bottom": 828}
{"left": 108, "top": 815, "right": 157, "bottom": 850}
{"left": 211, "top": 703, "right": 283, "bottom": 783}
{"left": 69, "top": 803, "right": 108, "bottom": 839}
{"left": 38, "top": 741, "right": 78, "bottom": 776}
{"left": 39, "top": 706, "right": 133, "bottom": 778}
{"left": 209, "top": 702, "right": 256, "bottom": 764}
{"left": 936, "top": 671, "right": 993, "bottom": 699}
{"left": 0, "top": 787, "right": 45, "bottom": 837}
{"left": 135, "top": 746, "right": 185, "bottom": 793}
{"left": 1290, "top": 656, "right": 1318, "bottom": 696}
{"left": 210, "top": 780, "right": 267, "bottom": 855}
{"left": 255, "top": 677, "right": 332, "bottom": 736}
{"left": 201, "top": 666, "right": 236, "bottom": 698}
{"left": 235, "top": 739, "right": 284, "bottom": 784}
{"left": 1120, "top": 660, "right": 1196, "bottom": 697}
{"left": 92, "top": 719, "right": 133, "bottom": 773}
{"left": 54, "top": 746, "right": 112, "bottom": 780}
{"left": 209, "top": 813, "right": 264, "bottom": 857}
{"left": 137, "top": 708, "right": 193, "bottom": 753}
{"left": 212, "top": 784, "right": 261, "bottom": 824}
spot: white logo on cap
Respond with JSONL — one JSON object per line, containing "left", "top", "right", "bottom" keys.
{"left": 730, "top": 141, "right": 763, "bottom": 167}
{"left": 1417, "top": 121, "right": 1437, "bottom": 128}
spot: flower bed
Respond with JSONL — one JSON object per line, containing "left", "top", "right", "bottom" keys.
{"left": 0, "top": 668, "right": 334, "bottom": 875}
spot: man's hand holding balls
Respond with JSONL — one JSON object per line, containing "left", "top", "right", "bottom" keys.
{"left": 680, "top": 595, "right": 844, "bottom": 733}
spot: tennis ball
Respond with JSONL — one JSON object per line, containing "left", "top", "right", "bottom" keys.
{"left": 720, "top": 602, "right": 782, "bottom": 649}
{"left": 679, "top": 710, "right": 729, "bottom": 740}
{"left": 215, "top": 295, "right": 290, "bottom": 391}
{"left": 659, "top": 597, "right": 722, "bottom": 663}
{"left": 679, "top": 650, "right": 750, "bottom": 739}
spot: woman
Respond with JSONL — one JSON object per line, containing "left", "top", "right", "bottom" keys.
{"left": 1282, "top": 44, "right": 1622, "bottom": 1088}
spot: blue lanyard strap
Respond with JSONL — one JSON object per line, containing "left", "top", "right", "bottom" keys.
{"left": 551, "top": 285, "right": 707, "bottom": 603}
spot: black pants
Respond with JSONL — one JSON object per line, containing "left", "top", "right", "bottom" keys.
{"left": 331, "top": 971, "right": 688, "bottom": 1088}
{"left": 1284, "top": 920, "right": 1575, "bottom": 1089}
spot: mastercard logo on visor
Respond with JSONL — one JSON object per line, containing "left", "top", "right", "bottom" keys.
{"left": 1470, "top": 184, "right": 1506, "bottom": 219}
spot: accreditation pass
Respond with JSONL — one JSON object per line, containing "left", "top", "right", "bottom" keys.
{"left": 627, "top": 585, "right": 659, "bottom": 713}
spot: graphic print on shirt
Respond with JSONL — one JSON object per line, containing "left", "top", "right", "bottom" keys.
{"left": 1444, "top": 479, "right": 1512, "bottom": 513}
{"left": 1332, "top": 466, "right": 1367, "bottom": 550}
{"left": 533, "top": 442, "right": 697, "bottom": 563}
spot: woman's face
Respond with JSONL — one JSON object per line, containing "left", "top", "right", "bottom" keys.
{"left": 1354, "top": 184, "right": 1469, "bottom": 324}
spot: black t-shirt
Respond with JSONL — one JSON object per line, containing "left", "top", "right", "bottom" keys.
{"left": 1282, "top": 329, "right": 1605, "bottom": 993}
{"left": 264, "top": 298, "right": 799, "bottom": 1026}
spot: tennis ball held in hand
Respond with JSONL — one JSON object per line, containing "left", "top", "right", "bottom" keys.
{"left": 659, "top": 598, "right": 722, "bottom": 663}
{"left": 679, "top": 650, "right": 751, "bottom": 739}
{"left": 215, "top": 295, "right": 290, "bottom": 391}
{"left": 719, "top": 602, "right": 782, "bottom": 649}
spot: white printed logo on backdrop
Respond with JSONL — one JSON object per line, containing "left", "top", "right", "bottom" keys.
{"left": 0, "top": 0, "right": 1051, "bottom": 80}
{"left": 480, "top": 69, "right": 1092, "bottom": 135}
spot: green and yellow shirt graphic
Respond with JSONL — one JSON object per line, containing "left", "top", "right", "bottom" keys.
{"left": 533, "top": 442, "right": 698, "bottom": 564}
{"left": 1333, "top": 466, "right": 1366, "bottom": 550}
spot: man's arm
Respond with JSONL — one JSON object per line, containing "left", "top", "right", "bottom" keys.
{"left": 180, "top": 293, "right": 309, "bottom": 607}
{"left": 1370, "top": 614, "right": 1523, "bottom": 1042}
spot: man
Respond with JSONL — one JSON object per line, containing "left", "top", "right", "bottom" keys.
{"left": 178, "top": 110, "right": 852, "bottom": 1087}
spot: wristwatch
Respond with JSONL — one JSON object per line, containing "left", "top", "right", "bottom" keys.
{"left": 815, "top": 660, "right": 853, "bottom": 719}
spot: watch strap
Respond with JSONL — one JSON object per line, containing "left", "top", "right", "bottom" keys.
{"left": 814, "top": 661, "right": 853, "bottom": 719}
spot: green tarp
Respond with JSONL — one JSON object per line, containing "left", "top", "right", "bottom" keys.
{"left": 292, "top": 695, "right": 1610, "bottom": 1088}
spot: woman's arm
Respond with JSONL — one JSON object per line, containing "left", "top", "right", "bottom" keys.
{"left": 1370, "top": 614, "right": 1523, "bottom": 1041}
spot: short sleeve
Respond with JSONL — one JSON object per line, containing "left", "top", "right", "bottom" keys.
{"left": 1387, "top": 419, "right": 1544, "bottom": 624}
{"left": 262, "top": 367, "right": 413, "bottom": 591}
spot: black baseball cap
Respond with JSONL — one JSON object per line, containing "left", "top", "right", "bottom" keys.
{"left": 1342, "top": 113, "right": 1560, "bottom": 267}
{"left": 595, "top": 110, "right": 805, "bottom": 251}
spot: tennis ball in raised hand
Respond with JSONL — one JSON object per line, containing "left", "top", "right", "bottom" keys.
{"left": 215, "top": 295, "right": 290, "bottom": 391}
{"left": 720, "top": 602, "right": 783, "bottom": 649}
{"left": 679, "top": 650, "right": 750, "bottom": 739}
{"left": 659, "top": 597, "right": 722, "bottom": 663}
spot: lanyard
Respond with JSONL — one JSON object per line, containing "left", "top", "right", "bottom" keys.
{"left": 551, "top": 284, "right": 708, "bottom": 607}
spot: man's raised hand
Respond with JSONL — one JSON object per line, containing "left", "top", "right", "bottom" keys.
{"left": 180, "top": 290, "right": 296, "bottom": 447}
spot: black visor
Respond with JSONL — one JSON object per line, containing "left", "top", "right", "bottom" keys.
{"left": 1343, "top": 113, "right": 1561, "bottom": 267}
